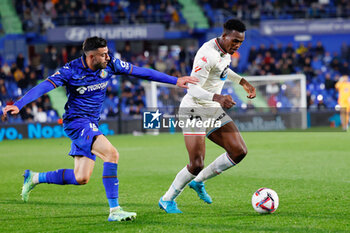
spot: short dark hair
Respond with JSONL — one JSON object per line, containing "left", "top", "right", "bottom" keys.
{"left": 83, "top": 36, "right": 107, "bottom": 53}
{"left": 223, "top": 19, "right": 246, "bottom": 33}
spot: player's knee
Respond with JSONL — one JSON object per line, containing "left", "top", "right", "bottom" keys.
{"left": 189, "top": 156, "right": 204, "bottom": 175}
{"left": 227, "top": 144, "right": 248, "bottom": 164}
{"left": 75, "top": 174, "right": 90, "bottom": 185}
{"left": 105, "top": 147, "right": 119, "bottom": 163}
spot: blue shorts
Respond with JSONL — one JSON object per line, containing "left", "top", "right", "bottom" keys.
{"left": 64, "top": 118, "right": 103, "bottom": 161}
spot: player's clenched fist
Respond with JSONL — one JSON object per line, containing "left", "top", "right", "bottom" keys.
{"left": 213, "top": 94, "right": 236, "bottom": 109}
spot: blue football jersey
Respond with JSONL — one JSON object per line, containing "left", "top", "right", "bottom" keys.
{"left": 47, "top": 55, "right": 133, "bottom": 122}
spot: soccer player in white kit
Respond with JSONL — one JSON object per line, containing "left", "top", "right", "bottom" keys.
{"left": 159, "top": 19, "right": 256, "bottom": 213}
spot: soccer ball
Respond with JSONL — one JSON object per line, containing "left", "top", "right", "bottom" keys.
{"left": 251, "top": 188, "right": 279, "bottom": 214}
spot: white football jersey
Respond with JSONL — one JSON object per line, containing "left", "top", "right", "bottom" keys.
{"left": 183, "top": 38, "right": 232, "bottom": 107}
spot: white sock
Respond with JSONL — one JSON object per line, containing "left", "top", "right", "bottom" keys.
{"left": 32, "top": 173, "right": 39, "bottom": 184}
{"left": 194, "top": 152, "right": 236, "bottom": 183}
{"left": 163, "top": 166, "right": 195, "bottom": 201}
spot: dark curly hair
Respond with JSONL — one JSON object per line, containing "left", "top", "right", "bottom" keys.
{"left": 223, "top": 19, "right": 246, "bottom": 33}
{"left": 83, "top": 36, "right": 107, "bottom": 53}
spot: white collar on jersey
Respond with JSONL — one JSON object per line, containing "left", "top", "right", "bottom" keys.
{"left": 214, "top": 38, "right": 227, "bottom": 57}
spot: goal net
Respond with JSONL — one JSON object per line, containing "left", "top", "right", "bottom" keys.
{"left": 142, "top": 74, "right": 307, "bottom": 131}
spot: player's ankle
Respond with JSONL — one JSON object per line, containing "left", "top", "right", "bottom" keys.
{"left": 110, "top": 206, "right": 120, "bottom": 213}
{"left": 32, "top": 172, "right": 39, "bottom": 184}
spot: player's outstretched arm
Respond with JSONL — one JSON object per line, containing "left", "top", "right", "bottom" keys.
{"left": 239, "top": 78, "right": 256, "bottom": 99}
{"left": 2, "top": 80, "right": 55, "bottom": 118}
{"left": 130, "top": 66, "right": 198, "bottom": 88}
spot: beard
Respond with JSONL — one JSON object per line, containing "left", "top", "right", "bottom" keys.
{"left": 93, "top": 61, "right": 108, "bottom": 70}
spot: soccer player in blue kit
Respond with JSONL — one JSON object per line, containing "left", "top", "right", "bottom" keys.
{"left": 2, "top": 37, "right": 198, "bottom": 222}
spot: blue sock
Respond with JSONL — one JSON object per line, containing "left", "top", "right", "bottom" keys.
{"left": 43, "top": 169, "right": 79, "bottom": 185}
{"left": 103, "top": 162, "right": 119, "bottom": 208}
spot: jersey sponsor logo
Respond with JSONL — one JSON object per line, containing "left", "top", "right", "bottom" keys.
{"left": 100, "top": 69, "right": 108, "bottom": 79}
{"left": 87, "top": 81, "right": 108, "bottom": 92}
{"left": 194, "top": 66, "right": 202, "bottom": 72}
{"left": 76, "top": 81, "right": 109, "bottom": 94}
{"left": 220, "top": 66, "right": 229, "bottom": 80}
{"left": 76, "top": 86, "right": 87, "bottom": 94}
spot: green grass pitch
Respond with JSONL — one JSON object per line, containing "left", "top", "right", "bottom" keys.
{"left": 0, "top": 131, "right": 349, "bottom": 232}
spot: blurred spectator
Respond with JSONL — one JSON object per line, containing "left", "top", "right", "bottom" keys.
{"left": 314, "top": 41, "right": 325, "bottom": 58}
{"left": 121, "top": 43, "right": 132, "bottom": 62}
{"left": 47, "top": 47, "right": 59, "bottom": 76}
{"left": 2, "top": 63, "right": 11, "bottom": 76}
{"left": 68, "top": 47, "right": 80, "bottom": 61}
{"left": 33, "top": 107, "right": 48, "bottom": 122}
{"left": 324, "top": 73, "right": 335, "bottom": 90}
{"left": 16, "top": 53, "right": 25, "bottom": 70}
{"left": 13, "top": 67, "right": 25, "bottom": 83}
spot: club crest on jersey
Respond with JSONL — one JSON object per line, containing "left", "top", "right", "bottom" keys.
{"left": 76, "top": 86, "right": 87, "bottom": 94}
{"left": 100, "top": 69, "right": 108, "bottom": 79}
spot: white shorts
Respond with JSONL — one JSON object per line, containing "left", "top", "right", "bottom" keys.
{"left": 179, "top": 95, "right": 233, "bottom": 136}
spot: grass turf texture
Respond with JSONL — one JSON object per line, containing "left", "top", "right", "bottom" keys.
{"left": 0, "top": 132, "right": 349, "bottom": 232}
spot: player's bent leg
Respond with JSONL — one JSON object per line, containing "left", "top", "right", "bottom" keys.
{"left": 21, "top": 170, "right": 37, "bottom": 202}
{"left": 21, "top": 162, "right": 90, "bottom": 203}
{"left": 190, "top": 122, "right": 246, "bottom": 201}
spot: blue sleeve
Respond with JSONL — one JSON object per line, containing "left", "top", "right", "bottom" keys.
{"left": 14, "top": 80, "right": 55, "bottom": 110}
{"left": 110, "top": 56, "right": 177, "bottom": 85}
{"left": 110, "top": 56, "right": 133, "bottom": 74}
{"left": 130, "top": 66, "right": 178, "bottom": 85}
{"left": 46, "top": 65, "right": 70, "bottom": 87}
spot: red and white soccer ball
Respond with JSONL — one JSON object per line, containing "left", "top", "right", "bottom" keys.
{"left": 251, "top": 188, "right": 279, "bottom": 214}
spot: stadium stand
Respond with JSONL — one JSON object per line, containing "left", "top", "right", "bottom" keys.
{"left": 14, "top": 0, "right": 187, "bottom": 32}
{"left": 200, "top": 0, "right": 350, "bottom": 27}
